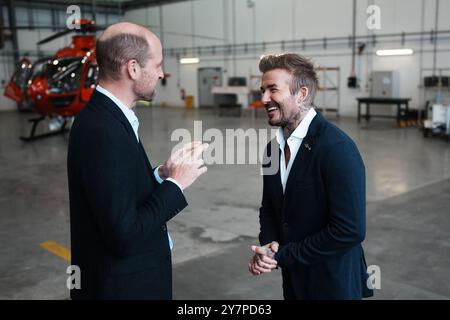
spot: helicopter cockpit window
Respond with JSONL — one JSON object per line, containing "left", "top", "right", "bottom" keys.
{"left": 12, "top": 61, "right": 32, "bottom": 89}
{"left": 30, "top": 58, "right": 50, "bottom": 82}
{"left": 85, "top": 64, "right": 99, "bottom": 88}
{"left": 47, "top": 57, "right": 83, "bottom": 93}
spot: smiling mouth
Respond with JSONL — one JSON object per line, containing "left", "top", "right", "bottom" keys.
{"left": 265, "top": 105, "right": 279, "bottom": 115}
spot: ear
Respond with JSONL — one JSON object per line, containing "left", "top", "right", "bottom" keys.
{"left": 296, "top": 86, "right": 309, "bottom": 105}
{"left": 126, "top": 59, "right": 141, "bottom": 80}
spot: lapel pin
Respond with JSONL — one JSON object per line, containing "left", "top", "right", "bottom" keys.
{"left": 305, "top": 143, "right": 312, "bottom": 151}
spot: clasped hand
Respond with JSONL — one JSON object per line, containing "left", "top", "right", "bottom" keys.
{"left": 248, "top": 241, "right": 279, "bottom": 276}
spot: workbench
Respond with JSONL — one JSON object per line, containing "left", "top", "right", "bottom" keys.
{"left": 356, "top": 97, "right": 411, "bottom": 126}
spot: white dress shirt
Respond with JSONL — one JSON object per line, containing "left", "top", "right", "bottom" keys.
{"left": 276, "top": 108, "right": 317, "bottom": 192}
{"left": 96, "top": 85, "right": 182, "bottom": 249}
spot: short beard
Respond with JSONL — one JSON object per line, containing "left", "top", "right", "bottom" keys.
{"left": 139, "top": 91, "right": 155, "bottom": 102}
{"left": 276, "top": 118, "right": 289, "bottom": 128}
{"left": 133, "top": 69, "right": 156, "bottom": 102}
{"left": 133, "top": 83, "right": 155, "bottom": 102}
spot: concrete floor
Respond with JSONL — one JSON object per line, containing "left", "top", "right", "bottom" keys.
{"left": 0, "top": 106, "right": 449, "bottom": 299}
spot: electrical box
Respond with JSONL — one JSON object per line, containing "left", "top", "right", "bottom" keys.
{"left": 424, "top": 76, "right": 449, "bottom": 87}
{"left": 370, "top": 71, "right": 399, "bottom": 98}
{"left": 347, "top": 76, "right": 358, "bottom": 88}
{"left": 369, "top": 71, "right": 400, "bottom": 117}
{"left": 228, "top": 77, "right": 247, "bottom": 86}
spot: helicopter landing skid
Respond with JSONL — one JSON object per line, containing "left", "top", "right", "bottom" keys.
{"left": 20, "top": 116, "right": 69, "bottom": 142}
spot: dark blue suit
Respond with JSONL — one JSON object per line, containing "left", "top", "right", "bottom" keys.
{"left": 68, "top": 90, "right": 187, "bottom": 299}
{"left": 259, "top": 111, "right": 373, "bottom": 299}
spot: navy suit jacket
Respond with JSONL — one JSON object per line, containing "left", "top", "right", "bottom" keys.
{"left": 68, "top": 90, "right": 187, "bottom": 299}
{"left": 259, "top": 111, "right": 373, "bottom": 299}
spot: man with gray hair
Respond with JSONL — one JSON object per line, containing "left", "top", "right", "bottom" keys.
{"left": 68, "top": 22, "right": 207, "bottom": 299}
{"left": 248, "top": 53, "right": 373, "bottom": 300}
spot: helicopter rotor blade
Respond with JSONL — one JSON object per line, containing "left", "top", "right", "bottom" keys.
{"left": 3, "top": 24, "right": 106, "bottom": 35}
{"left": 81, "top": 24, "right": 107, "bottom": 33}
{"left": 37, "top": 29, "right": 73, "bottom": 45}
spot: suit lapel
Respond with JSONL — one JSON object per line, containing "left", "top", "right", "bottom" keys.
{"left": 284, "top": 111, "right": 325, "bottom": 195}
{"left": 91, "top": 91, "right": 156, "bottom": 189}
{"left": 273, "top": 147, "right": 284, "bottom": 200}
{"left": 284, "top": 137, "right": 314, "bottom": 195}
{"left": 91, "top": 90, "right": 138, "bottom": 145}
{"left": 263, "top": 139, "right": 284, "bottom": 201}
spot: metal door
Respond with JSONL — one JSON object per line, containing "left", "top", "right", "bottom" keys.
{"left": 198, "top": 67, "right": 222, "bottom": 107}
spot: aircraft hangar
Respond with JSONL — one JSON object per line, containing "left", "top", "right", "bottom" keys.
{"left": 0, "top": 0, "right": 449, "bottom": 301}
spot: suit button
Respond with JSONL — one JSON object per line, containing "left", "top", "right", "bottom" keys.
{"left": 162, "top": 225, "right": 167, "bottom": 231}
{"left": 283, "top": 223, "right": 288, "bottom": 228}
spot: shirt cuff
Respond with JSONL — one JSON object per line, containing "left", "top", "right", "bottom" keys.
{"left": 153, "top": 166, "right": 184, "bottom": 193}
{"left": 153, "top": 166, "right": 164, "bottom": 184}
{"left": 166, "top": 178, "right": 184, "bottom": 193}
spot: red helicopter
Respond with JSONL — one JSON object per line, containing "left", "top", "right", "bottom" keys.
{"left": 4, "top": 19, "right": 102, "bottom": 141}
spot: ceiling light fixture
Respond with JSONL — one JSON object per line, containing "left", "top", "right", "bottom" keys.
{"left": 376, "top": 48, "right": 414, "bottom": 56}
{"left": 180, "top": 57, "right": 200, "bottom": 64}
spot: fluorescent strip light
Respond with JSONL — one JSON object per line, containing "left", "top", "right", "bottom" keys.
{"left": 180, "top": 57, "right": 200, "bottom": 64}
{"left": 376, "top": 49, "right": 414, "bottom": 56}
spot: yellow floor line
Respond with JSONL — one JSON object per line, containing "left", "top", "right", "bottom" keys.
{"left": 40, "top": 241, "right": 71, "bottom": 262}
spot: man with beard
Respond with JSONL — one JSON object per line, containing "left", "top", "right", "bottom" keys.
{"left": 67, "top": 22, "right": 207, "bottom": 299}
{"left": 248, "top": 53, "right": 373, "bottom": 300}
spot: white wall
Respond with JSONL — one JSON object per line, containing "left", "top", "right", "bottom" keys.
{"left": 123, "top": 0, "right": 450, "bottom": 116}
{"left": 3, "top": 0, "right": 448, "bottom": 114}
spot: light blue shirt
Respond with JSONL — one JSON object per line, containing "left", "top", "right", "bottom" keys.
{"left": 276, "top": 107, "right": 317, "bottom": 192}
{"left": 96, "top": 85, "right": 181, "bottom": 250}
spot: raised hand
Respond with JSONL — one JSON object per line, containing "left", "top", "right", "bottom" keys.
{"left": 161, "top": 141, "right": 209, "bottom": 190}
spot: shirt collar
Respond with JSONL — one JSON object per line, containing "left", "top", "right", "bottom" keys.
{"left": 276, "top": 107, "right": 317, "bottom": 146}
{"left": 96, "top": 85, "right": 139, "bottom": 126}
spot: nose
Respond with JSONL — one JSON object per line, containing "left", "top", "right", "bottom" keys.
{"left": 159, "top": 68, "right": 165, "bottom": 80}
{"left": 261, "top": 91, "right": 271, "bottom": 104}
